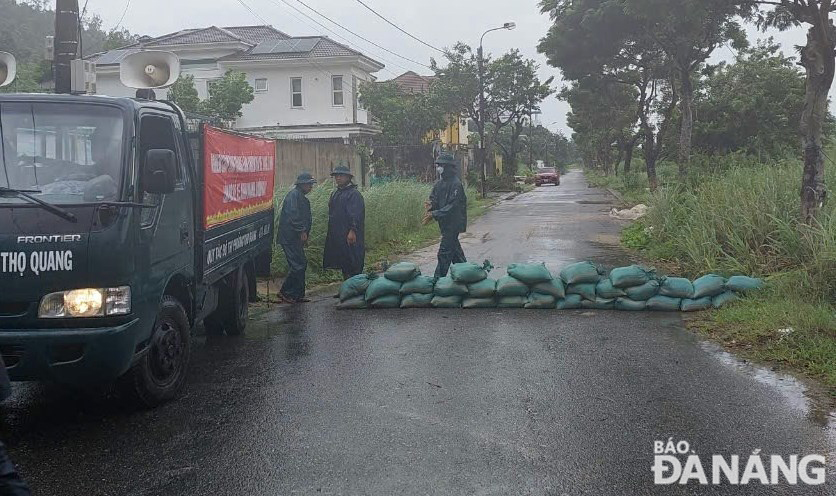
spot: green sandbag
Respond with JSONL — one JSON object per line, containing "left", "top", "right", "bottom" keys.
{"left": 567, "top": 283, "right": 597, "bottom": 301}
{"left": 725, "top": 276, "right": 764, "bottom": 294}
{"left": 581, "top": 298, "right": 615, "bottom": 310}
{"left": 496, "top": 276, "right": 530, "bottom": 297}
{"left": 713, "top": 291, "right": 740, "bottom": 309}
{"left": 560, "top": 261, "right": 601, "bottom": 285}
{"left": 370, "top": 295, "right": 402, "bottom": 309}
{"left": 384, "top": 262, "right": 421, "bottom": 283}
{"left": 340, "top": 274, "right": 372, "bottom": 302}
{"left": 625, "top": 280, "right": 660, "bottom": 301}
{"left": 525, "top": 293, "right": 556, "bottom": 309}
{"left": 659, "top": 277, "right": 695, "bottom": 299}
{"left": 507, "top": 263, "right": 553, "bottom": 285}
{"left": 646, "top": 295, "right": 682, "bottom": 312}
{"left": 401, "top": 293, "right": 434, "bottom": 308}
{"left": 434, "top": 277, "right": 469, "bottom": 297}
{"left": 432, "top": 295, "right": 463, "bottom": 308}
{"left": 366, "top": 276, "right": 403, "bottom": 301}
{"left": 556, "top": 294, "right": 583, "bottom": 310}
{"left": 462, "top": 298, "right": 496, "bottom": 309}
{"left": 337, "top": 295, "right": 368, "bottom": 310}
{"left": 468, "top": 279, "right": 497, "bottom": 298}
{"left": 615, "top": 298, "right": 647, "bottom": 311}
{"left": 692, "top": 274, "right": 726, "bottom": 299}
{"left": 497, "top": 296, "right": 527, "bottom": 308}
{"left": 596, "top": 278, "right": 627, "bottom": 299}
{"left": 450, "top": 262, "right": 488, "bottom": 284}
{"left": 609, "top": 265, "right": 654, "bottom": 288}
{"left": 681, "top": 297, "right": 713, "bottom": 312}
{"left": 400, "top": 276, "right": 436, "bottom": 295}
{"left": 532, "top": 279, "right": 566, "bottom": 299}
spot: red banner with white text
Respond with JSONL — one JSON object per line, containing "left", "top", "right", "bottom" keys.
{"left": 203, "top": 126, "right": 275, "bottom": 229}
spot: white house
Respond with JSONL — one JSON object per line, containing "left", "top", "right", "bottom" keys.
{"left": 89, "top": 25, "right": 385, "bottom": 142}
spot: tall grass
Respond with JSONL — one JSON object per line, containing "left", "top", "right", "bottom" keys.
{"left": 272, "top": 181, "right": 488, "bottom": 284}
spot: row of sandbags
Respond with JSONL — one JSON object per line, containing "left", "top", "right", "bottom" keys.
{"left": 337, "top": 261, "right": 764, "bottom": 311}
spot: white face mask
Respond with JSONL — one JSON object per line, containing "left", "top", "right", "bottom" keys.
{"left": 436, "top": 166, "right": 445, "bottom": 176}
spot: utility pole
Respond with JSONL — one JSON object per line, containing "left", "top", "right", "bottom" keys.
{"left": 54, "top": 0, "right": 79, "bottom": 94}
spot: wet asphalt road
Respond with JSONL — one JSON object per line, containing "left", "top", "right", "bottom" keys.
{"left": 2, "top": 171, "right": 835, "bottom": 495}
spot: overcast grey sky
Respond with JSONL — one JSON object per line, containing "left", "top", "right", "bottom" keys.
{"left": 82, "top": 0, "right": 813, "bottom": 136}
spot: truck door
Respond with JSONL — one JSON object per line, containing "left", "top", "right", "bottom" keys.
{"left": 137, "top": 112, "right": 195, "bottom": 295}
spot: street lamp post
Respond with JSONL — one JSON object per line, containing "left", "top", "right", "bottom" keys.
{"left": 477, "top": 22, "right": 515, "bottom": 199}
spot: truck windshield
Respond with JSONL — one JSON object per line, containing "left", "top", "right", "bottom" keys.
{"left": 0, "top": 103, "right": 124, "bottom": 204}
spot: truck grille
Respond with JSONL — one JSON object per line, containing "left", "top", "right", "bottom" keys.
{"left": 0, "top": 302, "right": 29, "bottom": 317}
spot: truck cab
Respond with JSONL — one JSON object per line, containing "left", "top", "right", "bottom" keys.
{"left": 0, "top": 94, "right": 271, "bottom": 406}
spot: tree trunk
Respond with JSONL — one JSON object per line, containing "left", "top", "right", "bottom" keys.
{"left": 624, "top": 142, "right": 634, "bottom": 175}
{"left": 677, "top": 66, "right": 694, "bottom": 179}
{"left": 799, "top": 24, "right": 835, "bottom": 224}
{"left": 614, "top": 143, "right": 624, "bottom": 177}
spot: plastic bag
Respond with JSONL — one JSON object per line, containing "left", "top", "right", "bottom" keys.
{"left": 609, "top": 265, "right": 654, "bottom": 288}
{"left": 366, "top": 277, "right": 403, "bottom": 301}
{"left": 370, "top": 295, "right": 402, "bottom": 309}
{"left": 525, "top": 293, "right": 556, "bottom": 309}
{"left": 401, "top": 293, "right": 434, "bottom": 308}
{"left": 646, "top": 295, "right": 681, "bottom": 312}
{"left": 507, "top": 263, "right": 553, "bottom": 285}
{"left": 567, "top": 283, "right": 597, "bottom": 301}
{"left": 497, "top": 296, "right": 527, "bottom": 308}
{"left": 496, "top": 276, "right": 530, "bottom": 297}
{"left": 560, "top": 261, "right": 601, "bottom": 285}
{"left": 400, "top": 276, "right": 436, "bottom": 295}
{"left": 432, "top": 295, "right": 463, "bottom": 308}
{"left": 596, "top": 278, "right": 627, "bottom": 299}
{"left": 725, "top": 276, "right": 764, "bottom": 294}
{"left": 531, "top": 279, "right": 566, "bottom": 299}
{"left": 681, "top": 297, "right": 713, "bottom": 312}
{"left": 434, "top": 277, "right": 469, "bottom": 297}
{"left": 624, "top": 280, "right": 660, "bottom": 301}
{"left": 692, "top": 274, "right": 727, "bottom": 299}
{"left": 615, "top": 298, "right": 647, "bottom": 311}
{"left": 659, "top": 277, "right": 695, "bottom": 299}
{"left": 384, "top": 262, "right": 421, "bottom": 283}
{"left": 468, "top": 279, "right": 497, "bottom": 299}
{"left": 556, "top": 294, "right": 583, "bottom": 310}
{"left": 462, "top": 298, "right": 496, "bottom": 309}
{"left": 340, "top": 274, "right": 372, "bottom": 302}
{"left": 450, "top": 262, "right": 488, "bottom": 284}
{"left": 337, "top": 295, "right": 368, "bottom": 310}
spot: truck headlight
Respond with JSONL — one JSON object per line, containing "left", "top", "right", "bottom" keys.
{"left": 39, "top": 287, "right": 131, "bottom": 318}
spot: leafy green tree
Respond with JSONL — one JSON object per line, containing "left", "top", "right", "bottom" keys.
{"left": 167, "top": 74, "right": 202, "bottom": 114}
{"left": 200, "top": 70, "right": 254, "bottom": 121}
{"left": 103, "top": 28, "right": 138, "bottom": 51}
{"left": 359, "top": 81, "right": 446, "bottom": 145}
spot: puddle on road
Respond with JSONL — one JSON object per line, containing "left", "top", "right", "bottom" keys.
{"left": 700, "top": 341, "right": 835, "bottom": 430}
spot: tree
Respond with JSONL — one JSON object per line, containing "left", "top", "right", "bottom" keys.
{"left": 103, "top": 28, "right": 138, "bottom": 51}
{"left": 359, "top": 81, "right": 446, "bottom": 145}
{"left": 744, "top": 0, "right": 836, "bottom": 224}
{"left": 167, "top": 74, "right": 202, "bottom": 114}
{"left": 200, "top": 70, "right": 254, "bottom": 121}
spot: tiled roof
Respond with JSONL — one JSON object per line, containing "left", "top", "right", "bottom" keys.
{"left": 150, "top": 26, "right": 245, "bottom": 46}
{"left": 222, "top": 36, "right": 364, "bottom": 61}
{"left": 224, "top": 26, "right": 290, "bottom": 44}
{"left": 390, "top": 71, "right": 435, "bottom": 94}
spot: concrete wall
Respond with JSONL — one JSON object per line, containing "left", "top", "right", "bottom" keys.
{"left": 275, "top": 139, "right": 363, "bottom": 187}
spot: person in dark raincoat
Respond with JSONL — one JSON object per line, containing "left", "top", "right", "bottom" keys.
{"left": 277, "top": 173, "right": 316, "bottom": 304}
{"left": 323, "top": 165, "right": 365, "bottom": 279}
{"left": 423, "top": 152, "right": 468, "bottom": 279}
{"left": 0, "top": 356, "right": 31, "bottom": 496}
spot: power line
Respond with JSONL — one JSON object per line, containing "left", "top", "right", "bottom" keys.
{"left": 352, "top": 0, "right": 444, "bottom": 54}
{"left": 113, "top": 0, "right": 132, "bottom": 30}
{"left": 291, "top": 0, "right": 432, "bottom": 70}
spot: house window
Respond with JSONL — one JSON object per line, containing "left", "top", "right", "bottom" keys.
{"left": 332, "top": 75, "right": 344, "bottom": 106}
{"left": 290, "top": 77, "right": 303, "bottom": 108}
{"left": 254, "top": 78, "right": 268, "bottom": 93}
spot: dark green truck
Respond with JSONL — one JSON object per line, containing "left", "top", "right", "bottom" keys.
{"left": 0, "top": 94, "right": 274, "bottom": 406}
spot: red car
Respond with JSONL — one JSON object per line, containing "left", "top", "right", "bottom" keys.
{"left": 535, "top": 167, "right": 561, "bottom": 186}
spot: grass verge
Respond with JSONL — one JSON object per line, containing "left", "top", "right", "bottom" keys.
{"left": 591, "top": 157, "right": 836, "bottom": 396}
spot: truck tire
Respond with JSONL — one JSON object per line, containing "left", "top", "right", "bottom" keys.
{"left": 120, "top": 296, "right": 191, "bottom": 407}
{"left": 224, "top": 268, "right": 249, "bottom": 336}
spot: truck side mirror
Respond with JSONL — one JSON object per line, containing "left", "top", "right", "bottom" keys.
{"left": 143, "top": 149, "right": 177, "bottom": 195}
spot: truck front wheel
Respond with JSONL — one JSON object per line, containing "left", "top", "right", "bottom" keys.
{"left": 225, "top": 268, "right": 249, "bottom": 336}
{"left": 121, "top": 296, "right": 191, "bottom": 407}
